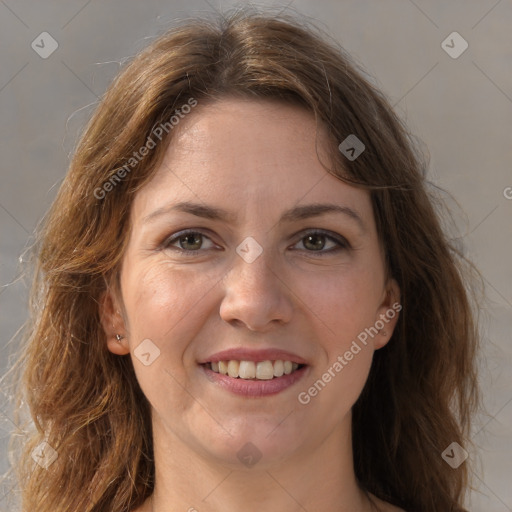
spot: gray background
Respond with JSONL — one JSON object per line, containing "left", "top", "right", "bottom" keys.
{"left": 0, "top": 0, "right": 511, "bottom": 510}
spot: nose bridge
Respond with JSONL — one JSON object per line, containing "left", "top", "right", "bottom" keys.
{"left": 219, "top": 236, "right": 293, "bottom": 330}
{"left": 230, "top": 235, "right": 278, "bottom": 293}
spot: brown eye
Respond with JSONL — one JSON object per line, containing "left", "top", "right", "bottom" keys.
{"left": 176, "top": 233, "right": 203, "bottom": 251}
{"left": 163, "top": 230, "right": 216, "bottom": 254}
{"left": 294, "top": 230, "right": 349, "bottom": 255}
{"left": 303, "top": 233, "right": 328, "bottom": 251}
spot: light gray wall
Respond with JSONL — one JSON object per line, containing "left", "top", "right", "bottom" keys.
{"left": 1, "top": 1, "right": 511, "bottom": 510}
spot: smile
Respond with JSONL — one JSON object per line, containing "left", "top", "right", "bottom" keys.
{"left": 207, "top": 359, "right": 304, "bottom": 380}
{"left": 200, "top": 360, "right": 309, "bottom": 397}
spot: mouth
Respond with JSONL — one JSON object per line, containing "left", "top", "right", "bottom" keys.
{"left": 199, "top": 360, "right": 309, "bottom": 397}
{"left": 202, "top": 360, "right": 306, "bottom": 380}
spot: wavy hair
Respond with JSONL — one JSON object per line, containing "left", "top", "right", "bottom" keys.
{"left": 7, "top": 7, "right": 481, "bottom": 511}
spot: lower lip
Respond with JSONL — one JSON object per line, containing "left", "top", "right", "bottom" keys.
{"left": 199, "top": 364, "right": 309, "bottom": 397}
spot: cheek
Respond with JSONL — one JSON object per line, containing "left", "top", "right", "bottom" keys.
{"left": 121, "top": 260, "right": 222, "bottom": 411}
{"left": 298, "top": 276, "right": 376, "bottom": 414}
{"left": 123, "top": 259, "right": 219, "bottom": 341}
{"left": 120, "top": 260, "right": 217, "bottom": 388}
{"left": 292, "top": 263, "right": 380, "bottom": 407}
{"left": 295, "top": 260, "right": 383, "bottom": 344}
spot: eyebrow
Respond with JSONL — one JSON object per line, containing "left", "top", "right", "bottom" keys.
{"left": 143, "top": 200, "right": 366, "bottom": 231}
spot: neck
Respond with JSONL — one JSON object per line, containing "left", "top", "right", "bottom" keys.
{"left": 146, "top": 411, "right": 372, "bottom": 512}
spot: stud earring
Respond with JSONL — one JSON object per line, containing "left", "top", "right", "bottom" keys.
{"left": 115, "top": 334, "right": 125, "bottom": 342}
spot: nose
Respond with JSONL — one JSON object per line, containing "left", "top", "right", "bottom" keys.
{"left": 219, "top": 245, "right": 294, "bottom": 332}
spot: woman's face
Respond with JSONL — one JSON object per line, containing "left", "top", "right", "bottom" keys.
{"left": 105, "top": 98, "right": 399, "bottom": 468}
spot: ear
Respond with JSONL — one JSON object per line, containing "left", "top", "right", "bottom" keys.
{"left": 373, "top": 278, "right": 401, "bottom": 350}
{"left": 99, "top": 288, "right": 130, "bottom": 356}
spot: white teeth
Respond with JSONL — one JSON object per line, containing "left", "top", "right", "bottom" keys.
{"left": 227, "top": 360, "right": 239, "bottom": 378}
{"left": 208, "top": 359, "right": 303, "bottom": 379}
{"left": 256, "top": 361, "right": 274, "bottom": 380}
{"left": 238, "top": 361, "right": 256, "bottom": 379}
{"left": 218, "top": 361, "right": 228, "bottom": 375}
{"left": 273, "top": 360, "right": 284, "bottom": 377}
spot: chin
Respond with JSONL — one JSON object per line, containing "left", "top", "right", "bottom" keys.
{"left": 197, "top": 422, "right": 303, "bottom": 470}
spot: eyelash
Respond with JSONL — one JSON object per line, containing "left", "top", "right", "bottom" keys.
{"left": 161, "top": 229, "right": 350, "bottom": 256}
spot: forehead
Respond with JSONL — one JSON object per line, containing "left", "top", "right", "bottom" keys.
{"left": 131, "top": 98, "right": 373, "bottom": 228}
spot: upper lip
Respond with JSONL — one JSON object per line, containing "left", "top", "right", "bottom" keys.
{"left": 198, "top": 348, "right": 308, "bottom": 365}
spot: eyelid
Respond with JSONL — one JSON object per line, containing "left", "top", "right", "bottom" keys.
{"left": 161, "top": 228, "right": 350, "bottom": 255}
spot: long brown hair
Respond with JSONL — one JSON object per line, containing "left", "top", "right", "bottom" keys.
{"left": 7, "top": 7, "right": 481, "bottom": 511}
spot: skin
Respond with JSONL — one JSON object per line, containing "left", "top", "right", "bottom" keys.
{"left": 101, "top": 98, "right": 403, "bottom": 512}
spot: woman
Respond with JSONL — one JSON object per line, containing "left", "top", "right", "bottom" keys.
{"left": 12, "top": 8, "right": 480, "bottom": 512}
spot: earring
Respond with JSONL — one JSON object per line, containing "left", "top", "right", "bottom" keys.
{"left": 380, "top": 331, "right": 387, "bottom": 336}
{"left": 115, "top": 334, "right": 124, "bottom": 342}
